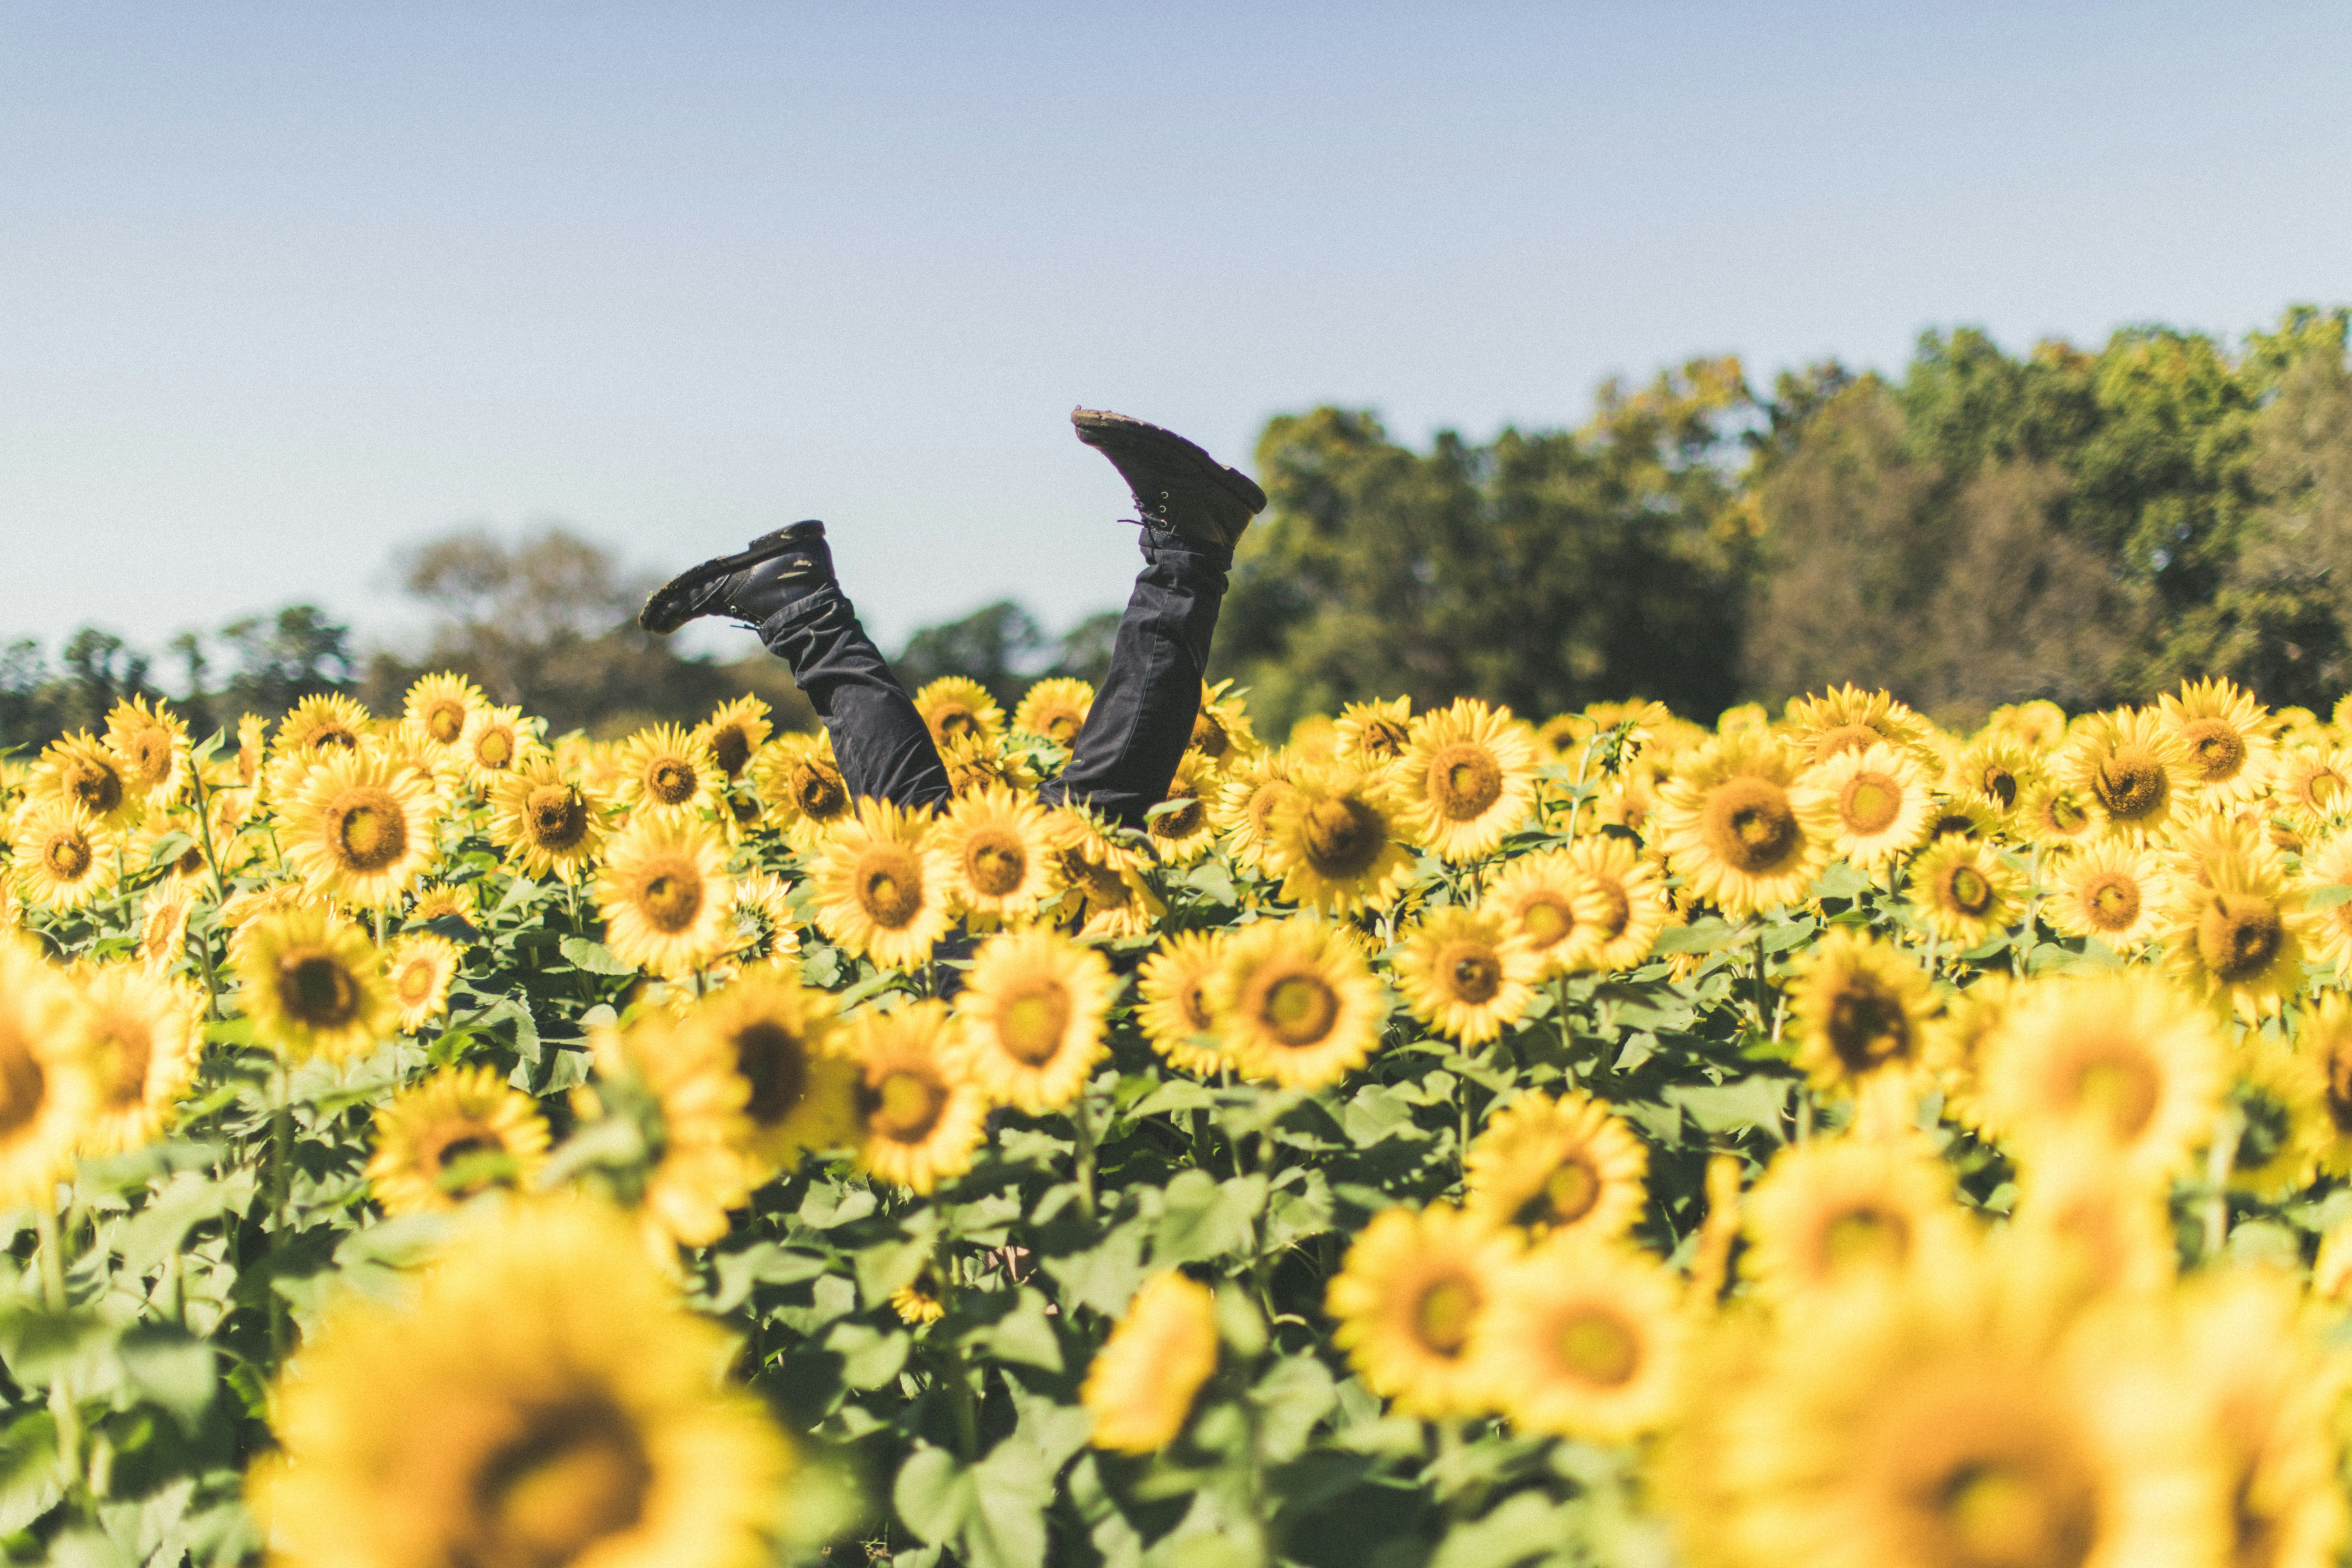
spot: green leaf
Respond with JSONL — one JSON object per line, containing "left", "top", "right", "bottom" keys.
{"left": 1154, "top": 1171, "right": 1267, "bottom": 1265}
{"left": 558, "top": 936, "right": 638, "bottom": 975}
{"left": 1653, "top": 919, "right": 1740, "bottom": 954}
{"left": 1429, "top": 1489, "right": 1572, "bottom": 1568}
{"left": 1042, "top": 1225, "right": 1145, "bottom": 1317}
{"left": 855, "top": 1216, "right": 941, "bottom": 1305}
{"left": 982, "top": 1288, "right": 1064, "bottom": 1373}
{"left": 893, "top": 1446, "right": 973, "bottom": 1545}
{"left": 2309, "top": 884, "right": 2352, "bottom": 910}
{"left": 0, "top": 1410, "right": 62, "bottom": 1535}
{"left": 116, "top": 1324, "right": 217, "bottom": 1431}
{"left": 1665, "top": 1077, "right": 1789, "bottom": 1138}
{"left": 826, "top": 1323, "right": 911, "bottom": 1389}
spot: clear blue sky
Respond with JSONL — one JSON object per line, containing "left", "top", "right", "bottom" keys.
{"left": 6, "top": 2, "right": 2349, "bottom": 667}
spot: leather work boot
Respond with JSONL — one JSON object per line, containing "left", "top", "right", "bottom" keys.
{"left": 1071, "top": 408, "right": 1267, "bottom": 552}
{"left": 638, "top": 519, "right": 836, "bottom": 635}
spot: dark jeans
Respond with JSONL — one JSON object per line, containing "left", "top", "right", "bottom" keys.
{"left": 757, "top": 526, "right": 1230, "bottom": 828}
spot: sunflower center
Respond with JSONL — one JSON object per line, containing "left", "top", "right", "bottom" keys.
{"left": 424, "top": 701, "right": 467, "bottom": 744}
{"left": 0, "top": 1049, "right": 48, "bottom": 1137}
{"left": 64, "top": 756, "right": 124, "bottom": 817}
{"left": 2177, "top": 719, "right": 2245, "bottom": 782}
{"left": 794, "top": 762, "right": 848, "bottom": 819}
{"left": 1519, "top": 893, "right": 1575, "bottom": 952}
{"left": 173, "top": 843, "right": 206, "bottom": 878}
{"left": 1361, "top": 718, "right": 1409, "bottom": 760}
{"left": 94, "top": 1022, "right": 150, "bottom": 1103}
{"left": 1248, "top": 781, "right": 1295, "bottom": 836}
{"left": 1826, "top": 979, "right": 1912, "bottom": 1072}
{"left": 1300, "top": 797, "right": 1387, "bottom": 877}
{"left": 1813, "top": 723, "right": 1882, "bottom": 762}
{"left": 1438, "top": 941, "right": 1503, "bottom": 1004}
{"left": 2324, "top": 1051, "right": 2352, "bottom": 1135}
{"left": 2041, "top": 793, "right": 2089, "bottom": 837}
{"left": 855, "top": 846, "right": 927, "bottom": 929}
{"left": 1946, "top": 864, "right": 1998, "bottom": 919}
{"left": 475, "top": 729, "right": 516, "bottom": 769}
{"left": 964, "top": 830, "right": 1029, "bottom": 898}
{"left": 1257, "top": 971, "right": 1339, "bottom": 1048}
{"left": 934, "top": 705, "right": 981, "bottom": 740}
{"left": 396, "top": 959, "right": 439, "bottom": 1005}
{"left": 1839, "top": 772, "right": 1902, "bottom": 834}
{"left": 2092, "top": 748, "right": 2166, "bottom": 820}
{"left": 1151, "top": 794, "right": 1205, "bottom": 840}
{"left": 329, "top": 787, "right": 408, "bottom": 873}
{"left": 1553, "top": 1306, "right": 1639, "bottom": 1386}
{"left": 709, "top": 727, "right": 754, "bottom": 778}
{"left": 126, "top": 731, "right": 171, "bottom": 785}
{"left": 1537, "top": 1156, "right": 1602, "bottom": 1226}
{"left": 1933, "top": 1458, "right": 2094, "bottom": 1568}
{"left": 279, "top": 953, "right": 362, "bottom": 1029}
{"left": 472, "top": 1400, "right": 651, "bottom": 1568}
{"left": 2072, "top": 1050, "right": 2160, "bottom": 1140}
{"left": 997, "top": 987, "right": 1072, "bottom": 1067}
{"left": 526, "top": 786, "right": 590, "bottom": 850}
{"left": 43, "top": 832, "right": 92, "bottom": 880}
{"left": 634, "top": 862, "right": 705, "bottom": 934}
{"left": 1699, "top": 777, "right": 1800, "bottom": 874}
{"left": 2307, "top": 768, "right": 2346, "bottom": 810}
{"left": 1039, "top": 708, "right": 1083, "bottom": 744}
{"left": 1588, "top": 880, "right": 1632, "bottom": 940}
{"left": 1980, "top": 764, "right": 2019, "bottom": 811}
{"left": 2196, "top": 893, "right": 2284, "bottom": 982}
{"left": 1180, "top": 978, "right": 1213, "bottom": 1032}
{"left": 1412, "top": 1275, "right": 1480, "bottom": 1356}
{"left": 1821, "top": 1207, "right": 1909, "bottom": 1269}
{"left": 733, "top": 1019, "right": 809, "bottom": 1124}
{"left": 421, "top": 1126, "right": 503, "bottom": 1193}
{"left": 1428, "top": 744, "right": 1503, "bottom": 821}
{"left": 867, "top": 1069, "right": 946, "bottom": 1143}
{"left": 2081, "top": 873, "right": 2139, "bottom": 932}
{"left": 644, "top": 757, "right": 698, "bottom": 807}
{"left": 1191, "top": 710, "right": 1230, "bottom": 757}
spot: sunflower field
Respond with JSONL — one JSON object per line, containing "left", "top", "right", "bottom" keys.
{"left": 5, "top": 669, "right": 2352, "bottom": 1568}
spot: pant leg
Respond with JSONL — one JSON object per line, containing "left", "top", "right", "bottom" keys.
{"left": 1040, "top": 526, "right": 1230, "bottom": 828}
{"left": 758, "top": 588, "right": 951, "bottom": 811}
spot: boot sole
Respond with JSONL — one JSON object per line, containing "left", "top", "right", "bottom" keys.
{"left": 1072, "top": 408, "right": 1268, "bottom": 514}
{"left": 638, "top": 523, "right": 819, "bottom": 635}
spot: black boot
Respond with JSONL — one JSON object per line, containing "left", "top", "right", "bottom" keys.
{"left": 1071, "top": 409, "right": 1266, "bottom": 553}
{"left": 638, "top": 520, "right": 835, "bottom": 635}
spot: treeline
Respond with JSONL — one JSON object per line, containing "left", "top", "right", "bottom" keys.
{"left": 11, "top": 305, "right": 2351, "bottom": 752}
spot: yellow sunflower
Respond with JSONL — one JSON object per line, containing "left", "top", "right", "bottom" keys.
{"left": 2006, "top": 1141, "right": 2177, "bottom": 1302}
{"left": 1390, "top": 905, "right": 1540, "bottom": 1045}
{"left": 1187, "top": 679, "right": 1259, "bottom": 765}
{"left": 1045, "top": 809, "right": 1165, "bottom": 942}
{"left": 950, "top": 929, "right": 1114, "bottom": 1113}
{"left": 1479, "top": 848, "right": 1612, "bottom": 977}
{"left": 1976, "top": 971, "right": 2227, "bottom": 1190}
{"left": 1469, "top": 1238, "right": 1685, "bottom": 1442}
{"left": 1695, "top": 1242, "right": 2220, "bottom": 1568}
{"left": 591, "top": 1010, "right": 757, "bottom": 1249}
{"left": 137, "top": 882, "right": 193, "bottom": 975}
{"left": 1212, "top": 748, "right": 1300, "bottom": 872}
{"left": 939, "top": 732, "right": 1040, "bottom": 799}
{"left": 729, "top": 872, "right": 803, "bottom": 965}
{"left": 812, "top": 799, "right": 954, "bottom": 970}
{"left": 103, "top": 694, "right": 190, "bottom": 805}
{"left": 486, "top": 754, "right": 610, "bottom": 883}
{"left": 59, "top": 962, "right": 198, "bottom": 1157}
{"left": 751, "top": 732, "right": 856, "bottom": 852}
{"left": 1082, "top": 1271, "right": 1221, "bottom": 1454}
{"left": 1013, "top": 677, "right": 1096, "bottom": 746}
{"left": 278, "top": 748, "right": 439, "bottom": 908}
{"left": 1740, "top": 1135, "right": 1968, "bottom": 1307}
{"left": 385, "top": 933, "right": 462, "bottom": 1031}
{"left": 1657, "top": 734, "right": 1823, "bottom": 918}
{"left": 269, "top": 693, "right": 374, "bottom": 792}
{"left": 932, "top": 785, "right": 1059, "bottom": 922}
{"left": 595, "top": 817, "right": 737, "bottom": 979}
{"left": 25, "top": 729, "right": 141, "bottom": 831}
{"left": 1926, "top": 972, "right": 2015, "bottom": 1133}
{"left": 1390, "top": 698, "right": 1539, "bottom": 863}
{"left": 249, "top": 1201, "right": 794, "bottom": 1568}
{"left": 1564, "top": 834, "right": 1674, "bottom": 971}
{"left": 2018, "top": 780, "right": 2097, "bottom": 849}
{"left": 840, "top": 999, "right": 990, "bottom": 1195}
{"left": 1136, "top": 930, "right": 1234, "bottom": 1076}
{"left": 1785, "top": 928, "right": 1939, "bottom": 1105}
{"left": 1463, "top": 1089, "right": 1648, "bottom": 1242}
{"left": 236, "top": 907, "right": 392, "bottom": 1064}
{"left": 408, "top": 881, "right": 479, "bottom": 929}
{"left": 1285, "top": 713, "right": 1339, "bottom": 763}
{"left": 2295, "top": 993, "right": 2352, "bottom": 1177}
{"left": 913, "top": 675, "right": 1005, "bottom": 750}
{"left": 2063, "top": 706, "right": 2191, "bottom": 838}
{"left": 9, "top": 799, "right": 119, "bottom": 912}
{"left": 2046, "top": 839, "right": 2168, "bottom": 948}
{"left": 1142, "top": 750, "right": 1222, "bottom": 866}
{"left": 1333, "top": 696, "right": 1413, "bottom": 772}
{"left": 1908, "top": 835, "right": 2023, "bottom": 948}
{"left": 0, "top": 943, "right": 95, "bottom": 1207}
{"left": 458, "top": 702, "right": 544, "bottom": 786}
{"left": 1781, "top": 684, "right": 1935, "bottom": 768}
{"left": 1949, "top": 731, "right": 2041, "bottom": 817}
{"left": 615, "top": 723, "right": 720, "bottom": 823}
{"left": 683, "top": 969, "right": 854, "bottom": 1172}
{"left": 2276, "top": 745, "right": 2352, "bottom": 824}
{"left": 694, "top": 695, "right": 773, "bottom": 782}
{"left": 2161, "top": 852, "right": 2312, "bottom": 1017}
{"left": 1988, "top": 698, "right": 2070, "bottom": 751}
{"left": 1209, "top": 916, "right": 1386, "bottom": 1091}
{"left": 2227, "top": 1038, "right": 2328, "bottom": 1201}
{"left": 1791, "top": 741, "right": 1935, "bottom": 869}
{"left": 2158, "top": 676, "right": 2275, "bottom": 804}
{"left": 400, "top": 671, "right": 484, "bottom": 752}
{"left": 1262, "top": 766, "right": 1417, "bottom": 915}
{"left": 363, "top": 1064, "right": 551, "bottom": 1215}
{"left": 1326, "top": 1203, "right": 1519, "bottom": 1420}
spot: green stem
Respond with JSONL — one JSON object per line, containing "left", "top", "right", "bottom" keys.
{"left": 33, "top": 1204, "right": 65, "bottom": 1314}
{"left": 1072, "top": 1081, "right": 1098, "bottom": 1225}
{"left": 34, "top": 1207, "right": 84, "bottom": 1516}
{"left": 2204, "top": 1114, "right": 2242, "bottom": 1261}
{"left": 268, "top": 1060, "right": 294, "bottom": 1364}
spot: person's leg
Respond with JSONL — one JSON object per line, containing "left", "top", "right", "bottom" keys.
{"left": 1039, "top": 409, "right": 1266, "bottom": 828}
{"left": 638, "top": 520, "right": 950, "bottom": 810}
{"left": 1039, "top": 528, "right": 1228, "bottom": 827}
